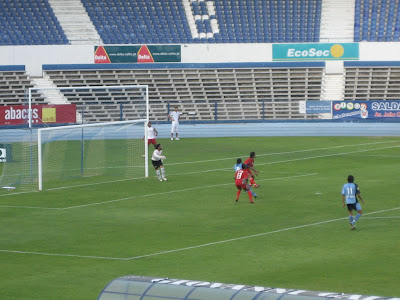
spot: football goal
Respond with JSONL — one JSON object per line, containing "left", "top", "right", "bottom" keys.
{"left": 38, "top": 119, "right": 149, "bottom": 191}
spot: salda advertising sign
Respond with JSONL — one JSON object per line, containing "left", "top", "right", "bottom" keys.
{"left": 332, "top": 100, "right": 400, "bottom": 120}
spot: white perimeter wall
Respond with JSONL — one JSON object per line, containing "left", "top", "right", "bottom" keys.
{"left": 0, "top": 42, "right": 399, "bottom": 76}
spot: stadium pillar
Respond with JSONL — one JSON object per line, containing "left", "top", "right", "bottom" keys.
{"left": 214, "top": 102, "right": 218, "bottom": 121}
{"left": 262, "top": 100, "right": 265, "bottom": 119}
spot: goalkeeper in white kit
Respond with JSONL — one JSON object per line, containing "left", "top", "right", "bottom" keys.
{"left": 151, "top": 144, "right": 167, "bottom": 181}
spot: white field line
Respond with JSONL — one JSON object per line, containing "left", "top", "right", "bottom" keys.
{"left": 0, "top": 205, "right": 60, "bottom": 210}
{"left": 0, "top": 206, "right": 398, "bottom": 261}
{"left": 0, "top": 173, "right": 317, "bottom": 210}
{"left": 254, "top": 144, "right": 400, "bottom": 168}
{"left": 351, "top": 154, "right": 400, "bottom": 158}
{"left": 0, "top": 140, "right": 398, "bottom": 197}
{"left": 27, "top": 140, "right": 400, "bottom": 174}
{"left": 126, "top": 207, "right": 400, "bottom": 261}
{"left": 166, "top": 140, "right": 399, "bottom": 166}
{"left": 362, "top": 216, "right": 400, "bottom": 219}
{"left": 0, "top": 249, "right": 125, "bottom": 261}
{"left": 59, "top": 173, "right": 318, "bottom": 210}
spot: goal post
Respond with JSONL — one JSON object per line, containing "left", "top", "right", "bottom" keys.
{"left": 38, "top": 119, "right": 149, "bottom": 191}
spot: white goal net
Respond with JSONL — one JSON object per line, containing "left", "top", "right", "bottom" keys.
{"left": 0, "top": 130, "right": 38, "bottom": 193}
{"left": 38, "top": 119, "right": 148, "bottom": 191}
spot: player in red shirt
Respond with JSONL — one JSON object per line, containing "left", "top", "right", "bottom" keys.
{"left": 244, "top": 151, "right": 260, "bottom": 188}
{"left": 234, "top": 164, "right": 254, "bottom": 204}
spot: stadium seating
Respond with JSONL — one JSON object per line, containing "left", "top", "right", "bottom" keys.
{"left": 0, "top": 66, "right": 45, "bottom": 105}
{"left": 43, "top": 62, "right": 324, "bottom": 122}
{"left": 0, "top": 0, "right": 68, "bottom": 45}
{"left": 81, "top": 0, "right": 322, "bottom": 44}
{"left": 4, "top": 0, "right": 400, "bottom": 44}
{"left": 214, "top": 0, "right": 322, "bottom": 43}
{"left": 354, "top": 0, "right": 400, "bottom": 42}
{"left": 81, "top": 0, "right": 193, "bottom": 44}
{"left": 344, "top": 61, "right": 400, "bottom": 100}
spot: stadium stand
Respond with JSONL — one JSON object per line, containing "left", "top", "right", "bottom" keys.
{"left": 214, "top": 0, "right": 322, "bottom": 43}
{"left": 344, "top": 61, "right": 400, "bottom": 100}
{"left": 0, "top": 65, "right": 45, "bottom": 105}
{"left": 0, "top": 0, "right": 68, "bottom": 45}
{"left": 354, "top": 0, "right": 400, "bottom": 42}
{"left": 43, "top": 62, "right": 324, "bottom": 122}
{"left": 81, "top": 0, "right": 322, "bottom": 44}
{"left": 81, "top": 0, "right": 193, "bottom": 44}
{"left": 6, "top": 0, "right": 400, "bottom": 45}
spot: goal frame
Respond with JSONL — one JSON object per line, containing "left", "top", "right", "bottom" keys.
{"left": 37, "top": 119, "right": 149, "bottom": 191}
{"left": 27, "top": 85, "right": 149, "bottom": 128}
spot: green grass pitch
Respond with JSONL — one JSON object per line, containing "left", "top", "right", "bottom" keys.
{"left": 0, "top": 136, "right": 399, "bottom": 299}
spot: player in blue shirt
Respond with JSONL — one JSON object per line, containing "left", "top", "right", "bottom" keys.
{"left": 233, "top": 158, "right": 243, "bottom": 172}
{"left": 234, "top": 158, "right": 257, "bottom": 198}
{"left": 342, "top": 175, "right": 365, "bottom": 230}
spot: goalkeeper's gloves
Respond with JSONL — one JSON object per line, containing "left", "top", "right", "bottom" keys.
{"left": 162, "top": 156, "right": 166, "bottom": 159}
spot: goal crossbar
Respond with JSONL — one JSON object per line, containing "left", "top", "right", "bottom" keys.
{"left": 28, "top": 85, "right": 149, "bottom": 128}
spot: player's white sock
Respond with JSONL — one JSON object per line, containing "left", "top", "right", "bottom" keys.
{"left": 156, "top": 169, "right": 161, "bottom": 180}
{"left": 161, "top": 168, "right": 166, "bottom": 178}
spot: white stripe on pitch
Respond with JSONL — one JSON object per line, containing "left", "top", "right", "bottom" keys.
{"left": 166, "top": 140, "right": 399, "bottom": 166}
{"left": 0, "top": 173, "right": 317, "bottom": 210}
{"left": 0, "top": 140, "right": 398, "bottom": 197}
{"left": 126, "top": 207, "right": 400, "bottom": 260}
{"left": 59, "top": 173, "right": 318, "bottom": 210}
{"left": 0, "top": 207, "right": 398, "bottom": 261}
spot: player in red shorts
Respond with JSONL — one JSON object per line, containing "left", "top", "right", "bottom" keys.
{"left": 234, "top": 164, "right": 254, "bottom": 204}
{"left": 244, "top": 151, "right": 260, "bottom": 188}
{"left": 145, "top": 121, "right": 158, "bottom": 148}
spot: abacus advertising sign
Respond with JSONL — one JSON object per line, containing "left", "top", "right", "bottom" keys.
{"left": 0, "top": 148, "right": 6, "bottom": 162}
{"left": 0, "top": 144, "right": 12, "bottom": 163}
{"left": 273, "top": 43, "right": 359, "bottom": 61}
{"left": 0, "top": 104, "right": 76, "bottom": 126}
{"left": 332, "top": 100, "right": 400, "bottom": 120}
{"left": 94, "top": 45, "right": 181, "bottom": 63}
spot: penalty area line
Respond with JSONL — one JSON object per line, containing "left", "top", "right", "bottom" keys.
{"left": 1, "top": 207, "right": 398, "bottom": 261}
{"left": 0, "top": 249, "right": 127, "bottom": 261}
{"left": 0, "top": 173, "right": 318, "bottom": 210}
{"left": 0, "top": 141, "right": 397, "bottom": 197}
{"left": 60, "top": 173, "right": 318, "bottom": 210}
{"left": 126, "top": 206, "right": 400, "bottom": 260}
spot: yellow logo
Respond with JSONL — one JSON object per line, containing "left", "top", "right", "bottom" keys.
{"left": 42, "top": 107, "right": 56, "bottom": 123}
{"left": 330, "top": 44, "right": 345, "bottom": 58}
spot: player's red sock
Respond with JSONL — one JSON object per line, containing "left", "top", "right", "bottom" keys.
{"left": 236, "top": 190, "right": 241, "bottom": 201}
{"left": 247, "top": 190, "right": 253, "bottom": 203}
{"left": 250, "top": 178, "right": 256, "bottom": 185}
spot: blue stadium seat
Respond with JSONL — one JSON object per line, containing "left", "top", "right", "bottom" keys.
{"left": 0, "top": 0, "right": 69, "bottom": 45}
{"left": 356, "top": 0, "right": 400, "bottom": 42}
{"left": 78, "top": 0, "right": 324, "bottom": 44}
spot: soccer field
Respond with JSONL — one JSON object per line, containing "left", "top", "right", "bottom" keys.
{"left": 0, "top": 136, "right": 399, "bottom": 299}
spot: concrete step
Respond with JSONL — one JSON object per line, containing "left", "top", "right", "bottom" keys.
{"left": 48, "top": 0, "right": 102, "bottom": 43}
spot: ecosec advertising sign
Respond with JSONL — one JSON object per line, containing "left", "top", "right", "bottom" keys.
{"left": 273, "top": 43, "right": 359, "bottom": 61}
{"left": 0, "top": 104, "right": 76, "bottom": 126}
{"left": 332, "top": 100, "right": 400, "bottom": 120}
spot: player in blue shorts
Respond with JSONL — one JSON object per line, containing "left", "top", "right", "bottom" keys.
{"left": 342, "top": 175, "right": 365, "bottom": 230}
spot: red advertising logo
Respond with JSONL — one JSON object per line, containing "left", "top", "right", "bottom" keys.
{"left": 137, "top": 45, "right": 155, "bottom": 63}
{"left": 94, "top": 46, "right": 111, "bottom": 64}
{"left": 0, "top": 104, "right": 76, "bottom": 126}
